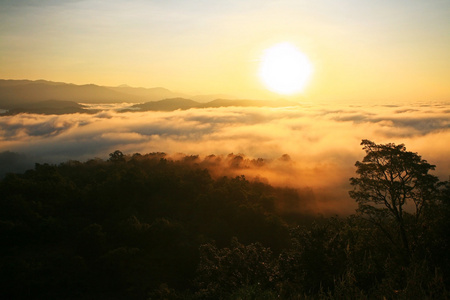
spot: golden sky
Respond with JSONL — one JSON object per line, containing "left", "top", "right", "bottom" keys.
{"left": 1, "top": 0, "right": 450, "bottom": 102}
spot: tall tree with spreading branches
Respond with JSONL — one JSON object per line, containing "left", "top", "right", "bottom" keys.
{"left": 349, "top": 140, "right": 440, "bottom": 259}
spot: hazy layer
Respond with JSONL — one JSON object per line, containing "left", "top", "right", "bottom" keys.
{"left": 1, "top": 101, "right": 448, "bottom": 214}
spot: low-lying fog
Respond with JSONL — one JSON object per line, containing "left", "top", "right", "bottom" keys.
{"left": 1, "top": 101, "right": 449, "bottom": 214}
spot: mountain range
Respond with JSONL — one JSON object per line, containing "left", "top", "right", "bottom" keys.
{"left": 0, "top": 79, "right": 184, "bottom": 106}
{"left": 1, "top": 100, "right": 98, "bottom": 115}
{"left": 126, "top": 98, "right": 298, "bottom": 112}
{"left": 0, "top": 79, "right": 299, "bottom": 114}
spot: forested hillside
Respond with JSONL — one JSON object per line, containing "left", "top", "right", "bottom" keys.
{"left": 1, "top": 145, "right": 449, "bottom": 299}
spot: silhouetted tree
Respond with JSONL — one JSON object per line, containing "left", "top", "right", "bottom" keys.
{"left": 195, "top": 238, "right": 275, "bottom": 299}
{"left": 2, "top": 148, "right": 448, "bottom": 299}
{"left": 108, "top": 150, "right": 125, "bottom": 162}
{"left": 349, "top": 140, "right": 440, "bottom": 259}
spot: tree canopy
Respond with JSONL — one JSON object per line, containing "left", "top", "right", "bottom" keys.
{"left": 349, "top": 139, "right": 440, "bottom": 258}
{"left": 0, "top": 147, "right": 448, "bottom": 299}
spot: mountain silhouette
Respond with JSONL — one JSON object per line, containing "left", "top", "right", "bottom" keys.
{"left": 0, "top": 79, "right": 184, "bottom": 107}
{"left": 128, "top": 98, "right": 200, "bottom": 111}
{"left": 109, "top": 86, "right": 186, "bottom": 101}
{"left": 0, "top": 79, "right": 300, "bottom": 113}
{"left": 2, "top": 100, "right": 97, "bottom": 115}
{"left": 126, "top": 98, "right": 299, "bottom": 112}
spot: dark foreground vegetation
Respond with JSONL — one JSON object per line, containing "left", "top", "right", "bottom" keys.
{"left": 1, "top": 141, "right": 449, "bottom": 299}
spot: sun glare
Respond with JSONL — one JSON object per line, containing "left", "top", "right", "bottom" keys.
{"left": 259, "top": 42, "right": 313, "bottom": 95}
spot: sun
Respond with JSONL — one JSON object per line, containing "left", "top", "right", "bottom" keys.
{"left": 259, "top": 42, "right": 313, "bottom": 95}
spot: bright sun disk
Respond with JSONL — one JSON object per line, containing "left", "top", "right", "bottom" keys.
{"left": 259, "top": 42, "right": 313, "bottom": 95}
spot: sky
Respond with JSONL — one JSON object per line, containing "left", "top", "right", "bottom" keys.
{"left": 1, "top": 0, "right": 450, "bottom": 101}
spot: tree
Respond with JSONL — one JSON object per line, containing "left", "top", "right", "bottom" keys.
{"left": 195, "top": 238, "right": 275, "bottom": 299}
{"left": 108, "top": 150, "right": 125, "bottom": 162}
{"left": 349, "top": 140, "right": 439, "bottom": 258}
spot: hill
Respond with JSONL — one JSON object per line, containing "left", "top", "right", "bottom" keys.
{"left": 1, "top": 100, "right": 97, "bottom": 115}
{"left": 108, "top": 85, "right": 186, "bottom": 101}
{"left": 127, "top": 98, "right": 299, "bottom": 112}
{"left": 128, "top": 97, "right": 200, "bottom": 111}
{"left": 0, "top": 79, "right": 300, "bottom": 112}
{"left": 203, "top": 98, "right": 297, "bottom": 108}
{"left": 0, "top": 151, "right": 448, "bottom": 299}
{"left": 0, "top": 79, "right": 184, "bottom": 107}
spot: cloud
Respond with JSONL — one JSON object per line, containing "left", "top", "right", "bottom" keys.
{"left": 1, "top": 101, "right": 449, "bottom": 215}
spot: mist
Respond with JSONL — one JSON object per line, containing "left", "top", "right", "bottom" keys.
{"left": 1, "top": 101, "right": 448, "bottom": 214}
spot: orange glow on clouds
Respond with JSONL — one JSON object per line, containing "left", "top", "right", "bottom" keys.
{"left": 1, "top": 101, "right": 449, "bottom": 215}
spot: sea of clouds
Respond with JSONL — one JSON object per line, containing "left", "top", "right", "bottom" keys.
{"left": 1, "top": 101, "right": 449, "bottom": 214}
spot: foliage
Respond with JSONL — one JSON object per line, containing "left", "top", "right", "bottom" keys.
{"left": 0, "top": 152, "right": 288, "bottom": 299}
{"left": 349, "top": 139, "right": 440, "bottom": 259}
{"left": 195, "top": 238, "right": 275, "bottom": 299}
{"left": 0, "top": 146, "right": 448, "bottom": 299}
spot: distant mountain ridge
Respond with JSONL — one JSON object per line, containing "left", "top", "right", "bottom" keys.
{"left": 125, "top": 98, "right": 299, "bottom": 112}
{"left": 0, "top": 79, "right": 300, "bottom": 113}
{"left": 2, "top": 100, "right": 97, "bottom": 115}
{"left": 0, "top": 79, "right": 185, "bottom": 106}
